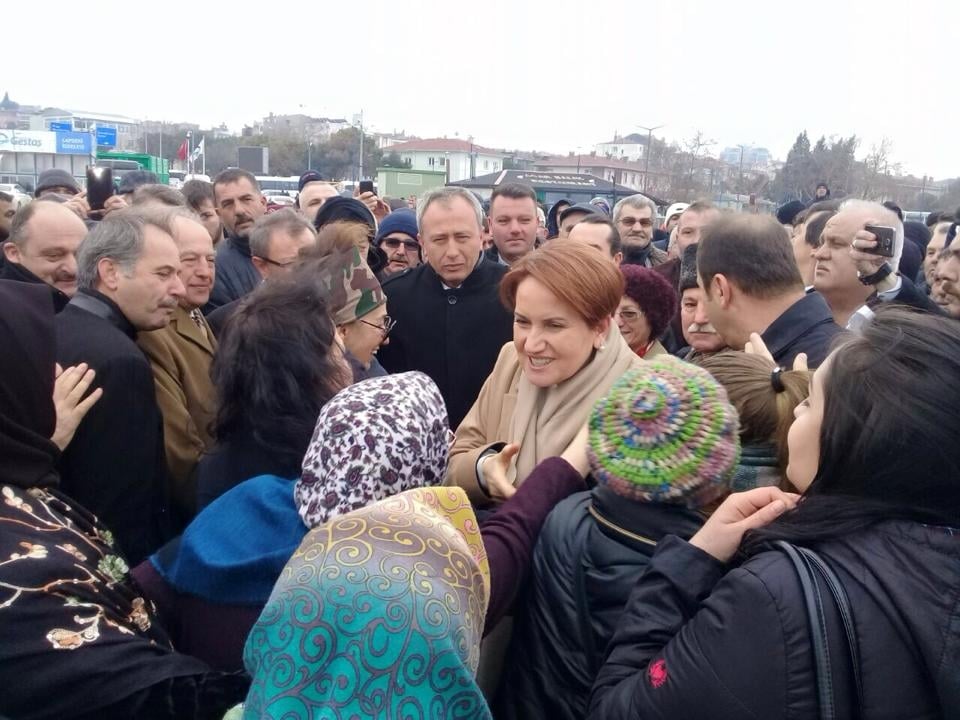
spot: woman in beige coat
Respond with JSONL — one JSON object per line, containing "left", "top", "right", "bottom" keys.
{"left": 448, "top": 240, "right": 644, "bottom": 504}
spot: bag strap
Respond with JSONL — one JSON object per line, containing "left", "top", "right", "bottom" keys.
{"left": 778, "top": 541, "right": 837, "bottom": 719}
{"left": 776, "top": 541, "right": 863, "bottom": 720}
{"left": 798, "top": 546, "right": 865, "bottom": 715}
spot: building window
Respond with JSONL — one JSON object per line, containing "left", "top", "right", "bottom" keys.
{"left": 440, "top": 157, "right": 446, "bottom": 167}
{"left": 428, "top": 157, "right": 435, "bottom": 167}
{"left": 483, "top": 160, "right": 489, "bottom": 170}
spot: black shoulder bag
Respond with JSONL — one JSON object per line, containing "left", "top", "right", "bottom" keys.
{"left": 776, "top": 541, "right": 864, "bottom": 720}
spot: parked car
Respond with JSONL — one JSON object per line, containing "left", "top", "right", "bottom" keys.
{"left": 0, "top": 183, "right": 31, "bottom": 209}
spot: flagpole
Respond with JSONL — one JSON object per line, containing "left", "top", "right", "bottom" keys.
{"left": 201, "top": 136, "right": 205, "bottom": 176}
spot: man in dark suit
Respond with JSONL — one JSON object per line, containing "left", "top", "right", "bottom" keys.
{"left": 697, "top": 213, "right": 841, "bottom": 368}
{"left": 137, "top": 211, "right": 218, "bottom": 525}
{"left": 378, "top": 187, "right": 513, "bottom": 429}
{"left": 55, "top": 207, "right": 185, "bottom": 564}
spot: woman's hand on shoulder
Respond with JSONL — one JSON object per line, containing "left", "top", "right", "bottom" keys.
{"left": 689, "top": 487, "right": 801, "bottom": 563}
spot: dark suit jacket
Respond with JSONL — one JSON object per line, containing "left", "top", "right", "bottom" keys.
{"left": 378, "top": 256, "right": 513, "bottom": 429}
{"left": 55, "top": 290, "right": 173, "bottom": 564}
{"left": 137, "top": 306, "right": 218, "bottom": 524}
{"left": 761, "top": 292, "right": 843, "bottom": 369}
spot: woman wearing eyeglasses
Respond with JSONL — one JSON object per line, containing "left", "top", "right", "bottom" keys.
{"left": 374, "top": 209, "right": 422, "bottom": 277}
{"left": 616, "top": 265, "right": 678, "bottom": 359}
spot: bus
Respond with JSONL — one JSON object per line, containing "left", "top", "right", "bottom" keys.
{"left": 255, "top": 175, "right": 300, "bottom": 198}
{"left": 96, "top": 151, "right": 170, "bottom": 185}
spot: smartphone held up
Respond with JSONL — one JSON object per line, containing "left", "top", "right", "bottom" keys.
{"left": 86, "top": 166, "right": 115, "bottom": 211}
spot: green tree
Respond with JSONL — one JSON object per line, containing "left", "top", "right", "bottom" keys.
{"left": 312, "top": 128, "right": 383, "bottom": 181}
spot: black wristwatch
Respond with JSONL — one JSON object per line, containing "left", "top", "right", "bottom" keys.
{"left": 858, "top": 263, "right": 893, "bottom": 286}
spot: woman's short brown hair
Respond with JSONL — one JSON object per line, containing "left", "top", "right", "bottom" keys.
{"left": 499, "top": 240, "right": 624, "bottom": 327}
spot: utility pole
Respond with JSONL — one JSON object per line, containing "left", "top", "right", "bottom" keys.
{"left": 738, "top": 144, "right": 747, "bottom": 195}
{"left": 637, "top": 124, "right": 663, "bottom": 193}
{"left": 358, "top": 109, "right": 364, "bottom": 180}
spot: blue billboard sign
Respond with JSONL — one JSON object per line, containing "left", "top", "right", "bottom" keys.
{"left": 95, "top": 126, "right": 117, "bottom": 147}
{"left": 49, "top": 121, "right": 72, "bottom": 131}
{"left": 55, "top": 132, "right": 93, "bottom": 155}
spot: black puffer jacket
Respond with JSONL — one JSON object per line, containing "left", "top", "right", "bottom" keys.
{"left": 589, "top": 520, "right": 960, "bottom": 719}
{"left": 496, "top": 485, "right": 703, "bottom": 720}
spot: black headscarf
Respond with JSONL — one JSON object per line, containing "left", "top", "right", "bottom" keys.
{"left": 0, "top": 285, "right": 248, "bottom": 719}
{"left": 0, "top": 280, "right": 60, "bottom": 489}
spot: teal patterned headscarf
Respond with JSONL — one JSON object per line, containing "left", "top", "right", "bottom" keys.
{"left": 242, "top": 486, "right": 491, "bottom": 719}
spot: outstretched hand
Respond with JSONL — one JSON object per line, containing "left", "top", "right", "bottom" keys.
{"left": 560, "top": 423, "right": 591, "bottom": 478}
{"left": 482, "top": 443, "right": 520, "bottom": 501}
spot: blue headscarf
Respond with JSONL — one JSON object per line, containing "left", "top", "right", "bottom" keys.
{"left": 243, "top": 487, "right": 491, "bottom": 719}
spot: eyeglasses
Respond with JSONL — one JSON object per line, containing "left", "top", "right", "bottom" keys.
{"left": 255, "top": 256, "right": 297, "bottom": 269}
{"left": 381, "top": 238, "right": 420, "bottom": 252}
{"left": 619, "top": 217, "right": 654, "bottom": 228}
{"left": 360, "top": 315, "right": 396, "bottom": 337}
{"left": 616, "top": 309, "right": 645, "bottom": 321}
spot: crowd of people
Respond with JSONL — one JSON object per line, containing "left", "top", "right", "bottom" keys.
{"left": 1, "top": 164, "right": 958, "bottom": 719}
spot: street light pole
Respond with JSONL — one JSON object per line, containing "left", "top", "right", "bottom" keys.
{"left": 637, "top": 124, "right": 663, "bottom": 193}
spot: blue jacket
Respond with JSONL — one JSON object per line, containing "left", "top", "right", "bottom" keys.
{"left": 206, "top": 235, "right": 260, "bottom": 311}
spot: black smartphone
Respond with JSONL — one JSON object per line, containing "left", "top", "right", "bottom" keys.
{"left": 864, "top": 224, "right": 896, "bottom": 258}
{"left": 359, "top": 180, "right": 375, "bottom": 195}
{"left": 86, "top": 166, "right": 114, "bottom": 211}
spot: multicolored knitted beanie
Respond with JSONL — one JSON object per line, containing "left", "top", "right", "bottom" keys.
{"left": 587, "top": 355, "right": 741, "bottom": 508}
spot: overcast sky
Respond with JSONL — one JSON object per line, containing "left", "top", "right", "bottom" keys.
{"left": 5, "top": 0, "right": 956, "bottom": 178}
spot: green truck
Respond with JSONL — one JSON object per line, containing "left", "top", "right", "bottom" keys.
{"left": 95, "top": 151, "right": 170, "bottom": 186}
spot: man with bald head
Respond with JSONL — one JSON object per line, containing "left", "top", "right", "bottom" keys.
{"left": 1, "top": 200, "right": 88, "bottom": 311}
{"left": 297, "top": 180, "right": 340, "bottom": 224}
{"left": 814, "top": 199, "right": 941, "bottom": 329}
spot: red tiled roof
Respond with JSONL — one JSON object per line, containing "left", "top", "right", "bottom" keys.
{"left": 387, "top": 138, "right": 504, "bottom": 155}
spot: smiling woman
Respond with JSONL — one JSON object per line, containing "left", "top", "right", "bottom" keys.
{"left": 447, "top": 240, "right": 642, "bottom": 505}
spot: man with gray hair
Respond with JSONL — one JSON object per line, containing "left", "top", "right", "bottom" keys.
{"left": 815, "top": 199, "right": 940, "bottom": 329}
{"left": 55, "top": 207, "right": 185, "bottom": 564}
{"left": 137, "top": 209, "right": 219, "bottom": 524}
{"left": 378, "top": 186, "right": 513, "bottom": 428}
{"left": 613, "top": 194, "right": 668, "bottom": 267}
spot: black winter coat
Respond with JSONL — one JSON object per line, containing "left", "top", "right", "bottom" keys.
{"left": 0, "top": 260, "right": 70, "bottom": 312}
{"left": 497, "top": 486, "right": 703, "bottom": 720}
{"left": 377, "top": 256, "right": 512, "bottom": 429}
{"left": 589, "top": 521, "right": 960, "bottom": 719}
{"left": 55, "top": 290, "right": 174, "bottom": 564}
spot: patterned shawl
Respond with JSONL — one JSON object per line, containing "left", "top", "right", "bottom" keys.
{"left": 243, "top": 486, "right": 492, "bottom": 719}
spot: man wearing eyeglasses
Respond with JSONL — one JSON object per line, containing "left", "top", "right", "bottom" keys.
{"left": 613, "top": 194, "right": 668, "bottom": 268}
{"left": 205, "top": 209, "right": 317, "bottom": 337}
{"left": 249, "top": 209, "right": 317, "bottom": 279}
{"left": 374, "top": 209, "right": 421, "bottom": 277}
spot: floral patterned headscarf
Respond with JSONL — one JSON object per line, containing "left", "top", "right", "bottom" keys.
{"left": 243, "top": 486, "right": 491, "bottom": 719}
{"left": 295, "top": 372, "right": 450, "bottom": 528}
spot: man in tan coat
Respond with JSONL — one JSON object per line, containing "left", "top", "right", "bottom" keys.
{"left": 138, "top": 209, "right": 218, "bottom": 525}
